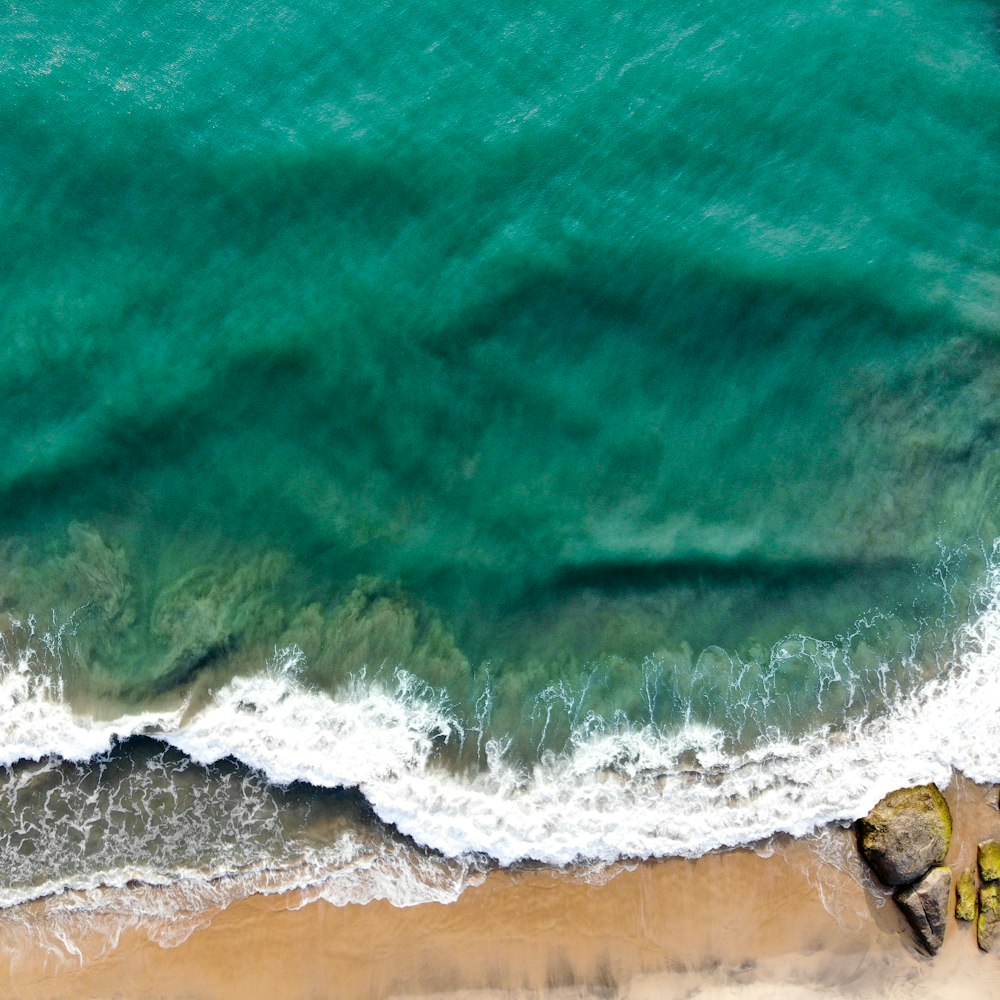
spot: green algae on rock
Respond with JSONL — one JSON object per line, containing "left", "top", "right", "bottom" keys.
{"left": 978, "top": 881, "right": 1000, "bottom": 952}
{"left": 978, "top": 839, "right": 1000, "bottom": 883}
{"left": 956, "top": 868, "right": 978, "bottom": 922}
{"left": 857, "top": 785, "right": 952, "bottom": 886}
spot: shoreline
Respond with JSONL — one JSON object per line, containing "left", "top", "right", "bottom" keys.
{"left": 2, "top": 774, "right": 998, "bottom": 999}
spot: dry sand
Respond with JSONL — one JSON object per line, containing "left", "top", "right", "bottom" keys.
{"left": 2, "top": 775, "right": 999, "bottom": 999}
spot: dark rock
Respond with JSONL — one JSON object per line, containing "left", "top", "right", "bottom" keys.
{"left": 895, "top": 866, "right": 951, "bottom": 954}
{"left": 857, "top": 784, "right": 951, "bottom": 886}
{"left": 956, "top": 868, "right": 977, "bottom": 922}
{"left": 978, "top": 882, "right": 1000, "bottom": 952}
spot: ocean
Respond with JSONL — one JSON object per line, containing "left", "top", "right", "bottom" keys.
{"left": 1, "top": 0, "right": 999, "bottom": 954}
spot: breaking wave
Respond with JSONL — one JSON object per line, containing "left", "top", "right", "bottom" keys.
{"left": 2, "top": 547, "right": 1000, "bottom": 931}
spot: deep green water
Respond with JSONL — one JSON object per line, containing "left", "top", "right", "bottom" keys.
{"left": 2, "top": 0, "right": 999, "bottom": 750}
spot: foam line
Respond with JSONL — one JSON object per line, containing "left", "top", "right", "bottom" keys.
{"left": 2, "top": 560, "right": 999, "bottom": 874}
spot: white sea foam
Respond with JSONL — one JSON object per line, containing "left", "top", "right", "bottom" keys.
{"left": 0, "top": 833, "right": 482, "bottom": 965}
{"left": 164, "top": 563, "right": 1000, "bottom": 865}
{"left": 0, "top": 626, "right": 186, "bottom": 767}
{"left": 2, "top": 554, "right": 1000, "bottom": 911}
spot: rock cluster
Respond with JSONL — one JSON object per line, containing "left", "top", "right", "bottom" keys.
{"left": 857, "top": 785, "right": 1000, "bottom": 955}
{"left": 857, "top": 785, "right": 952, "bottom": 954}
{"left": 977, "top": 839, "right": 1000, "bottom": 952}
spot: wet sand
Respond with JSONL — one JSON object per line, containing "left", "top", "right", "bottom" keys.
{"left": 2, "top": 775, "right": 999, "bottom": 999}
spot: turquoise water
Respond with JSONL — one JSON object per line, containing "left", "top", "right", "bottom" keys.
{"left": 1, "top": 0, "right": 1000, "bottom": 924}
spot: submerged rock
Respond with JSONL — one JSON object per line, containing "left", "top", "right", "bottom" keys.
{"left": 895, "top": 866, "right": 951, "bottom": 954}
{"left": 978, "top": 840, "right": 1000, "bottom": 882}
{"left": 857, "top": 785, "right": 952, "bottom": 886}
{"left": 978, "top": 882, "right": 1000, "bottom": 952}
{"left": 956, "top": 868, "right": 978, "bottom": 922}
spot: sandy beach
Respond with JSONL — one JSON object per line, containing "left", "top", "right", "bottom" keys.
{"left": 2, "top": 774, "right": 999, "bottom": 999}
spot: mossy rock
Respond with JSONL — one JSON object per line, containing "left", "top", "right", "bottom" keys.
{"left": 979, "top": 840, "right": 1000, "bottom": 882}
{"left": 857, "top": 784, "right": 952, "bottom": 886}
{"left": 956, "top": 868, "right": 977, "bottom": 922}
{"left": 978, "top": 882, "right": 1000, "bottom": 952}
